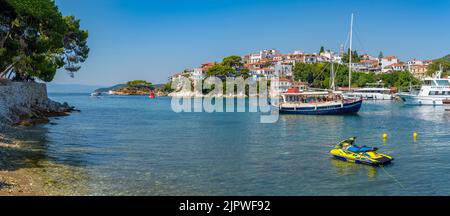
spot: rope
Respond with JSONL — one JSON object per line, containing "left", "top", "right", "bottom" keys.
{"left": 353, "top": 26, "right": 367, "bottom": 56}
{"left": 380, "top": 165, "right": 405, "bottom": 189}
{"left": 313, "top": 61, "right": 330, "bottom": 82}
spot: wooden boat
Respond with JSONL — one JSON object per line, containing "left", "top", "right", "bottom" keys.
{"left": 274, "top": 14, "right": 362, "bottom": 115}
{"left": 277, "top": 88, "right": 362, "bottom": 115}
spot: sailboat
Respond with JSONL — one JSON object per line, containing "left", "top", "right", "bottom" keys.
{"left": 276, "top": 14, "right": 363, "bottom": 115}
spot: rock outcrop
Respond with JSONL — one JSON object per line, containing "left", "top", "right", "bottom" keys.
{"left": 0, "top": 80, "right": 74, "bottom": 126}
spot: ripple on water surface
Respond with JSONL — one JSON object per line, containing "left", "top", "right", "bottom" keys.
{"left": 24, "top": 94, "right": 450, "bottom": 195}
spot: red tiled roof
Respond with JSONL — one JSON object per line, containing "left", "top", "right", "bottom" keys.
{"left": 390, "top": 63, "right": 405, "bottom": 67}
{"left": 383, "top": 56, "right": 398, "bottom": 60}
{"left": 277, "top": 77, "right": 292, "bottom": 82}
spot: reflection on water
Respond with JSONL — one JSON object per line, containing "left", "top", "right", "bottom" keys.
{"left": 330, "top": 159, "right": 378, "bottom": 179}
{"left": 17, "top": 94, "right": 450, "bottom": 195}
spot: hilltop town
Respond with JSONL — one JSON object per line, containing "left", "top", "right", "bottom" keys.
{"left": 168, "top": 49, "right": 447, "bottom": 95}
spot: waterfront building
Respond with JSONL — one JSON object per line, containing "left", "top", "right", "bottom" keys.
{"left": 381, "top": 56, "right": 399, "bottom": 72}
{"left": 358, "top": 60, "right": 380, "bottom": 72}
{"left": 190, "top": 68, "right": 204, "bottom": 80}
{"left": 270, "top": 77, "right": 293, "bottom": 95}
{"left": 409, "top": 64, "right": 430, "bottom": 79}
{"left": 406, "top": 59, "right": 433, "bottom": 79}
{"left": 384, "top": 62, "right": 407, "bottom": 73}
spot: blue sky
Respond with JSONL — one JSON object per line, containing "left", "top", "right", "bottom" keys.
{"left": 53, "top": 0, "right": 450, "bottom": 86}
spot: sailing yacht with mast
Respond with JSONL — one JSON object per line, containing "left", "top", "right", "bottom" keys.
{"left": 276, "top": 14, "right": 363, "bottom": 115}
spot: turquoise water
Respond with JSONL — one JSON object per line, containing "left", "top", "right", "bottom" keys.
{"left": 22, "top": 93, "right": 450, "bottom": 195}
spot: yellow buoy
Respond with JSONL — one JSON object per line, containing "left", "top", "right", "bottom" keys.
{"left": 413, "top": 132, "right": 418, "bottom": 141}
{"left": 383, "top": 133, "right": 388, "bottom": 139}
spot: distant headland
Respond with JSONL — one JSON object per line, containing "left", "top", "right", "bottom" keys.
{"left": 94, "top": 80, "right": 169, "bottom": 96}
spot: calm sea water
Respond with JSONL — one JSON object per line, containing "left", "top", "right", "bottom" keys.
{"left": 18, "top": 93, "right": 450, "bottom": 195}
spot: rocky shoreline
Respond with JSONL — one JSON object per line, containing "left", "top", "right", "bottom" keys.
{"left": 0, "top": 80, "right": 77, "bottom": 127}
{"left": 1, "top": 80, "right": 79, "bottom": 195}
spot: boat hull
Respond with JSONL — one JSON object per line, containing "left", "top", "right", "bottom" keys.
{"left": 278, "top": 99, "right": 362, "bottom": 115}
{"left": 330, "top": 148, "right": 393, "bottom": 166}
{"left": 398, "top": 94, "right": 449, "bottom": 106}
{"left": 344, "top": 92, "right": 393, "bottom": 100}
{"left": 332, "top": 155, "right": 392, "bottom": 166}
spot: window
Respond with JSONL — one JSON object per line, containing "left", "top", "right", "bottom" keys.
{"left": 436, "top": 80, "right": 450, "bottom": 86}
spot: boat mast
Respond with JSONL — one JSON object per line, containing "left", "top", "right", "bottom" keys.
{"left": 330, "top": 60, "right": 336, "bottom": 91}
{"left": 349, "top": 13, "right": 354, "bottom": 90}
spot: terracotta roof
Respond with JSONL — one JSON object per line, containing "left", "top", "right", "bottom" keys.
{"left": 277, "top": 77, "right": 292, "bottom": 82}
{"left": 390, "top": 63, "right": 405, "bottom": 67}
{"left": 383, "top": 56, "right": 398, "bottom": 60}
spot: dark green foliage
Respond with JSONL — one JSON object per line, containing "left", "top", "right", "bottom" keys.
{"left": 222, "top": 55, "right": 243, "bottom": 68}
{"left": 342, "top": 49, "right": 361, "bottom": 63}
{"left": 206, "top": 55, "right": 245, "bottom": 77}
{"left": 293, "top": 62, "right": 420, "bottom": 89}
{"left": 126, "top": 80, "right": 153, "bottom": 88}
{"left": 429, "top": 55, "right": 450, "bottom": 76}
{"left": 0, "top": 0, "right": 89, "bottom": 81}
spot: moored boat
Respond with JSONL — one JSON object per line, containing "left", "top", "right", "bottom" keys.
{"left": 397, "top": 66, "right": 450, "bottom": 106}
{"left": 330, "top": 137, "right": 394, "bottom": 166}
{"left": 275, "top": 13, "right": 362, "bottom": 115}
{"left": 277, "top": 89, "right": 362, "bottom": 115}
{"left": 344, "top": 83, "right": 395, "bottom": 100}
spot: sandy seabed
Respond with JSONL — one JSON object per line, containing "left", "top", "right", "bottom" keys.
{"left": 0, "top": 130, "right": 88, "bottom": 196}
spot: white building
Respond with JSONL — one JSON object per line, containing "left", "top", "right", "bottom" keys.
{"left": 247, "top": 49, "right": 280, "bottom": 63}
{"left": 360, "top": 53, "right": 378, "bottom": 61}
{"left": 270, "top": 77, "right": 293, "bottom": 95}
{"left": 304, "top": 54, "right": 318, "bottom": 64}
{"left": 384, "top": 62, "right": 406, "bottom": 73}
{"left": 381, "top": 56, "right": 399, "bottom": 70}
{"left": 190, "top": 68, "right": 204, "bottom": 80}
{"left": 249, "top": 67, "right": 275, "bottom": 79}
{"left": 274, "top": 63, "right": 293, "bottom": 77}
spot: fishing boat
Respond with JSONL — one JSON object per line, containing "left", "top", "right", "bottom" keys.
{"left": 276, "top": 14, "right": 362, "bottom": 115}
{"left": 397, "top": 65, "right": 450, "bottom": 105}
{"left": 330, "top": 137, "right": 394, "bottom": 166}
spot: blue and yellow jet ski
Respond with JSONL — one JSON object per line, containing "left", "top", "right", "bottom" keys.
{"left": 330, "top": 137, "right": 394, "bottom": 166}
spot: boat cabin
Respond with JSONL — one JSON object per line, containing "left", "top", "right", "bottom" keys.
{"left": 281, "top": 90, "right": 343, "bottom": 104}
{"left": 422, "top": 78, "right": 450, "bottom": 87}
